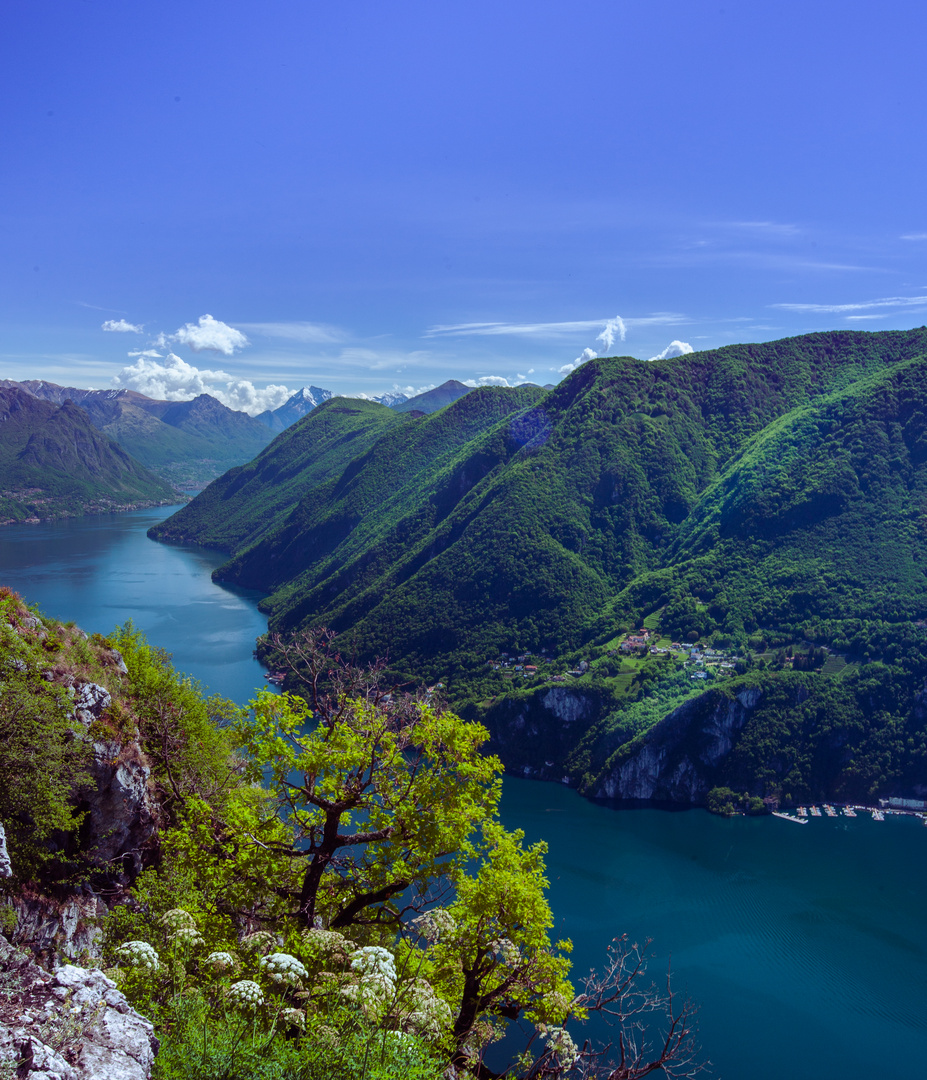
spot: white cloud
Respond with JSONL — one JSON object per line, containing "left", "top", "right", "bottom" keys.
{"left": 771, "top": 294, "right": 927, "bottom": 314}
{"left": 127, "top": 349, "right": 164, "bottom": 359}
{"left": 425, "top": 313, "right": 682, "bottom": 340}
{"left": 558, "top": 347, "right": 597, "bottom": 377}
{"left": 235, "top": 321, "right": 345, "bottom": 344}
{"left": 463, "top": 375, "right": 514, "bottom": 387}
{"left": 171, "top": 314, "right": 249, "bottom": 355}
{"left": 112, "top": 353, "right": 291, "bottom": 415}
{"left": 596, "top": 316, "right": 627, "bottom": 353}
{"left": 648, "top": 340, "right": 694, "bottom": 361}
{"left": 102, "top": 318, "right": 143, "bottom": 333}
{"left": 901, "top": 233, "right": 927, "bottom": 241}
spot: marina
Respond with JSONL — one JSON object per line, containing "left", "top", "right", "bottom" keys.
{"left": 772, "top": 803, "right": 922, "bottom": 825}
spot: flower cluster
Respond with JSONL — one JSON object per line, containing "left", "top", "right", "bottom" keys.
{"left": 301, "top": 927, "right": 349, "bottom": 961}
{"left": 161, "top": 908, "right": 204, "bottom": 949}
{"left": 280, "top": 1007, "right": 306, "bottom": 1030}
{"left": 540, "top": 1025, "right": 579, "bottom": 1068}
{"left": 349, "top": 945, "right": 396, "bottom": 982}
{"left": 491, "top": 937, "right": 521, "bottom": 966}
{"left": 343, "top": 946, "right": 398, "bottom": 1019}
{"left": 402, "top": 978, "right": 453, "bottom": 1040}
{"left": 240, "top": 930, "right": 276, "bottom": 956}
{"left": 115, "top": 940, "right": 160, "bottom": 973}
{"left": 411, "top": 908, "right": 456, "bottom": 943}
{"left": 203, "top": 951, "right": 238, "bottom": 975}
{"left": 161, "top": 908, "right": 196, "bottom": 931}
{"left": 226, "top": 979, "right": 265, "bottom": 1011}
{"left": 258, "top": 952, "right": 308, "bottom": 987}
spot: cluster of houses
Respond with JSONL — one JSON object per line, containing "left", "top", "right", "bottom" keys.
{"left": 482, "top": 632, "right": 744, "bottom": 688}
{"left": 486, "top": 652, "right": 543, "bottom": 679}
{"left": 617, "top": 629, "right": 742, "bottom": 679}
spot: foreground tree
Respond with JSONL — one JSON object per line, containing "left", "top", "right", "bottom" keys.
{"left": 235, "top": 685, "right": 502, "bottom": 930}
{"left": 104, "top": 626, "right": 709, "bottom": 1078}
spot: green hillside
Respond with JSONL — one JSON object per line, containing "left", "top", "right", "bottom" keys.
{"left": 151, "top": 327, "right": 927, "bottom": 802}
{"left": 0, "top": 388, "right": 177, "bottom": 523}
{"left": 150, "top": 397, "right": 410, "bottom": 551}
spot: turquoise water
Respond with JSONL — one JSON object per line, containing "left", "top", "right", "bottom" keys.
{"left": 501, "top": 778, "right": 927, "bottom": 1080}
{"left": 2, "top": 509, "right": 927, "bottom": 1078}
{"left": 0, "top": 505, "right": 271, "bottom": 704}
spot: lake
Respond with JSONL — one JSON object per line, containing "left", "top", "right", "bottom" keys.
{"left": 2, "top": 506, "right": 926, "bottom": 1080}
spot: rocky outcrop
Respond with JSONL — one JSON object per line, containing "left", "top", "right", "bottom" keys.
{"left": 0, "top": 937, "right": 158, "bottom": 1079}
{"left": 82, "top": 740, "right": 158, "bottom": 883}
{"left": 594, "top": 686, "right": 764, "bottom": 802}
{"left": 480, "top": 685, "right": 602, "bottom": 780}
{"left": 10, "top": 894, "right": 108, "bottom": 963}
{"left": 0, "top": 824, "right": 12, "bottom": 879}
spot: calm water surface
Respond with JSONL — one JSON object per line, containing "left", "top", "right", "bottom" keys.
{"left": 2, "top": 508, "right": 926, "bottom": 1080}
{"left": 0, "top": 504, "right": 270, "bottom": 704}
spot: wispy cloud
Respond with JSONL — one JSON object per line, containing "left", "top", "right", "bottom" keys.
{"left": 771, "top": 294, "right": 927, "bottom": 314}
{"left": 235, "top": 321, "right": 345, "bottom": 344}
{"left": 716, "top": 220, "right": 802, "bottom": 237}
{"left": 426, "top": 312, "right": 684, "bottom": 340}
{"left": 901, "top": 233, "right": 927, "bottom": 241}
{"left": 102, "top": 318, "right": 143, "bottom": 333}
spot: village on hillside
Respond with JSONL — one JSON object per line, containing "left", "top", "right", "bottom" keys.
{"left": 484, "top": 627, "right": 747, "bottom": 685}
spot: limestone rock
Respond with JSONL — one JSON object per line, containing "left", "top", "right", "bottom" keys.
{"left": 83, "top": 741, "right": 157, "bottom": 881}
{"left": 72, "top": 683, "right": 112, "bottom": 726}
{"left": 0, "top": 940, "right": 158, "bottom": 1080}
{"left": 0, "top": 823, "right": 12, "bottom": 879}
{"left": 11, "top": 894, "right": 108, "bottom": 962}
{"left": 595, "top": 686, "right": 765, "bottom": 802}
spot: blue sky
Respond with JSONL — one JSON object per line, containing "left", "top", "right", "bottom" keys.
{"left": 2, "top": 0, "right": 926, "bottom": 412}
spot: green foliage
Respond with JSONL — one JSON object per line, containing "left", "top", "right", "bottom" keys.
{"left": 111, "top": 623, "right": 243, "bottom": 822}
{"left": 234, "top": 689, "right": 503, "bottom": 929}
{"left": 0, "top": 592, "right": 97, "bottom": 879}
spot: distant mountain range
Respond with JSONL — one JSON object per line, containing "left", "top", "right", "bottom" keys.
{"left": 151, "top": 328, "right": 927, "bottom": 807}
{"left": 0, "top": 378, "right": 480, "bottom": 489}
{"left": 1, "top": 380, "right": 276, "bottom": 489}
{"left": 0, "top": 386, "right": 176, "bottom": 523}
{"left": 255, "top": 387, "right": 335, "bottom": 432}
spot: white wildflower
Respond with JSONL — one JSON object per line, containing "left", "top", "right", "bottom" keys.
{"left": 259, "top": 952, "right": 308, "bottom": 987}
{"left": 545, "top": 1026, "right": 579, "bottom": 1068}
{"left": 280, "top": 1007, "right": 306, "bottom": 1030}
{"left": 349, "top": 945, "right": 396, "bottom": 982}
{"left": 160, "top": 908, "right": 196, "bottom": 931}
{"left": 170, "top": 925, "right": 204, "bottom": 949}
{"left": 491, "top": 937, "right": 520, "bottom": 965}
{"left": 301, "top": 927, "right": 349, "bottom": 958}
{"left": 313, "top": 1023, "right": 340, "bottom": 1048}
{"left": 226, "top": 979, "right": 265, "bottom": 1010}
{"left": 403, "top": 978, "right": 453, "bottom": 1039}
{"left": 115, "top": 940, "right": 160, "bottom": 973}
{"left": 203, "top": 951, "right": 238, "bottom": 975}
{"left": 411, "top": 908, "right": 456, "bottom": 943}
{"left": 240, "top": 930, "right": 276, "bottom": 956}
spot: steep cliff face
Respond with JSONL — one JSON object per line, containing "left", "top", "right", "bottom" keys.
{"left": 480, "top": 685, "right": 602, "bottom": 780}
{"left": 593, "top": 686, "right": 764, "bottom": 802}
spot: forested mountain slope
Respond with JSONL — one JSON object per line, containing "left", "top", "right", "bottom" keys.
{"left": 150, "top": 397, "right": 412, "bottom": 552}
{"left": 155, "top": 328, "right": 927, "bottom": 665}
{"left": 0, "top": 387, "right": 176, "bottom": 523}
{"left": 150, "top": 328, "right": 927, "bottom": 804}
